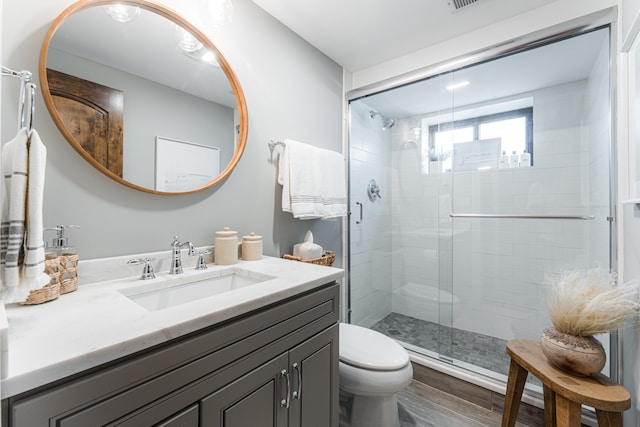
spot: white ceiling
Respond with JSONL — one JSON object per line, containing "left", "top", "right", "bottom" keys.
{"left": 251, "top": 0, "right": 608, "bottom": 119}
{"left": 250, "top": 0, "right": 561, "bottom": 72}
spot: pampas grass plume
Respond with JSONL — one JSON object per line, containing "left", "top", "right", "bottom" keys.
{"left": 547, "top": 268, "right": 640, "bottom": 336}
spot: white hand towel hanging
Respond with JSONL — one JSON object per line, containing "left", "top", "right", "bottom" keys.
{"left": 278, "top": 139, "right": 346, "bottom": 220}
{"left": 0, "top": 128, "right": 50, "bottom": 303}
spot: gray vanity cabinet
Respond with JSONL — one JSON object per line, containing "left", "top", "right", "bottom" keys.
{"left": 4, "top": 283, "right": 339, "bottom": 427}
{"left": 201, "top": 325, "right": 338, "bottom": 427}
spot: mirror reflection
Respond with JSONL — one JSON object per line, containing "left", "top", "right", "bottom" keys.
{"left": 41, "top": 1, "right": 246, "bottom": 194}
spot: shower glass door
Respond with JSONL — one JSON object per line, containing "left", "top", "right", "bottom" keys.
{"left": 348, "top": 25, "right": 613, "bottom": 384}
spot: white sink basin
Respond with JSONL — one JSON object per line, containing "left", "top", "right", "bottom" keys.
{"left": 118, "top": 268, "right": 275, "bottom": 311}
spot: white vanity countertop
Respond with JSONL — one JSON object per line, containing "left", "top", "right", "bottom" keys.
{"left": 1, "top": 255, "right": 343, "bottom": 398}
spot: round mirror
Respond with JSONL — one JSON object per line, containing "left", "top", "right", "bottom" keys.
{"left": 39, "top": 0, "right": 248, "bottom": 195}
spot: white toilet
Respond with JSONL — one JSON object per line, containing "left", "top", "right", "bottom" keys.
{"left": 339, "top": 323, "right": 413, "bottom": 427}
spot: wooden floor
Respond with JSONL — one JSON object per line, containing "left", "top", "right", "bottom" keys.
{"left": 398, "top": 380, "right": 532, "bottom": 427}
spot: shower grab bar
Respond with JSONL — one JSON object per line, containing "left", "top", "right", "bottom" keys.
{"left": 450, "top": 213, "right": 595, "bottom": 220}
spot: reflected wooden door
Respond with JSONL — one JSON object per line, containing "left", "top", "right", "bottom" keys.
{"left": 46, "top": 68, "right": 124, "bottom": 177}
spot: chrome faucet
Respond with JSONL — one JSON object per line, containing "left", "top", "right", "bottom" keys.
{"left": 128, "top": 257, "right": 156, "bottom": 280}
{"left": 169, "top": 236, "right": 195, "bottom": 274}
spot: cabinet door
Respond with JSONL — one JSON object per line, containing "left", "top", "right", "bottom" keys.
{"left": 289, "top": 324, "right": 339, "bottom": 427}
{"left": 201, "top": 353, "right": 289, "bottom": 427}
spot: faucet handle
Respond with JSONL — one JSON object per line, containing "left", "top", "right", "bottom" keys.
{"left": 195, "top": 250, "right": 212, "bottom": 270}
{"left": 196, "top": 249, "right": 213, "bottom": 270}
{"left": 128, "top": 257, "right": 156, "bottom": 280}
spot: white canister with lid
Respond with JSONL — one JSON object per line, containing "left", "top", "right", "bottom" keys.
{"left": 242, "top": 232, "right": 263, "bottom": 261}
{"left": 214, "top": 227, "right": 238, "bottom": 265}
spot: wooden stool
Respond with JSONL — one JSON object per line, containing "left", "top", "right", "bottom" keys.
{"left": 501, "top": 340, "right": 630, "bottom": 427}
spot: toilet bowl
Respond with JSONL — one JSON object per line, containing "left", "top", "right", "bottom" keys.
{"left": 339, "top": 323, "right": 413, "bottom": 427}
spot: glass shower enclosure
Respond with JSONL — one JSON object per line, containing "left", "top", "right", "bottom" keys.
{"left": 347, "top": 26, "right": 613, "bottom": 386}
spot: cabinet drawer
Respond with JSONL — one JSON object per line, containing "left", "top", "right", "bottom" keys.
{"left": 155, "top": 404, "right": 198, "bottom": 427}
{"left": 9, "top": 283, "right": 339, "bottom": 427}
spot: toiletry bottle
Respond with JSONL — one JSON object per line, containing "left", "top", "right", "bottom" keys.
{"left": 519, "top": 150, "right": 531, "bottom": 167}
{"left": 215, "top": 227, "right": 238, "bottom": 265}
{"left": 509, "top": 150, "right": 520, "bottom": 168}
{"left": 45, "top": 225, "right": 80, "bottom": 294}
{"left": 242, "top": 232, "right": 263, "bottom": 261}
{"left": 498, "top": 150, "right": 510, "bottom": 169}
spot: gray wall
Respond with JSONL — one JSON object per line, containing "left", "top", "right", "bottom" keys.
{"left": 1, "top": 0, "right": 344, "bottom": 266}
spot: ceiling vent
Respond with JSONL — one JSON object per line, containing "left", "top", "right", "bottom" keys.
{"left": 445, "top": 0, "right": 480, "bottom": 11}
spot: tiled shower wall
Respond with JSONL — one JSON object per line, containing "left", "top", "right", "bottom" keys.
{"left": 349, "top": 103, "right": 393, "bottom": 327}
{"left": 387, "top": 39, "right": 610, "bottom": 342}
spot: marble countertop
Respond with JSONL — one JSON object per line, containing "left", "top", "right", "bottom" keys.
{"left": 1, "top": 254, "right": 343, "bottom": 398}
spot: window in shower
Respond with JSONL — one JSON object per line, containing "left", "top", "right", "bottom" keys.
{"left": 427, "top": 107, "right": 533, "bottom": 172}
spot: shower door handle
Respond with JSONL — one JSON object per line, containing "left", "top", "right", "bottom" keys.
{"left": 355, "top": 202, "right": 363, "bottom": 224}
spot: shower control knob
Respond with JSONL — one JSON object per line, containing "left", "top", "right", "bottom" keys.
{"left": 367, "top": 179, "right": 381, "bottom": 202}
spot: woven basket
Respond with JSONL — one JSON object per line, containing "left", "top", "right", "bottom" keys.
{"left": 58, "top": 253, "right": 79, "bottom": 294}
{"left": 282, "top": 250, "right": 335, "bottom": 267}
{"left": 20, "top": 254, "right": 61, "bottom": 305}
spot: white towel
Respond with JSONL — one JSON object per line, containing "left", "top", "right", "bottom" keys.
{"left": 278, "top": 139, "right": 347, "bottom": 220}
{"left": 1, "top": 129, "right": 50, "bottom": 303}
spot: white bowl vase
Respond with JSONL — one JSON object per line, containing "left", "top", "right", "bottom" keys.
{"left": 540, "top": 327, "right": 606, "bottom": 377}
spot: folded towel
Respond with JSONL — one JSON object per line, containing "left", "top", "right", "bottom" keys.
{"left": 316, "top": 146, "right": 348, "bottom": 219}
{"left": 1, "top": 129, "right": 50, "bottom": 303}
{"left": 278, "top": 139, "right": 347, "bottom": 220}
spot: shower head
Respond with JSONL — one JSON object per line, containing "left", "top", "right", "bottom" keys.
{"left": 369, "top": 110, "right": 395, "bottom": 130}
{"left": 382, "top": 117, "right": 396, "bottom": 130}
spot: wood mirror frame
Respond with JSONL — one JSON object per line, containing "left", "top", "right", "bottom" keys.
{"left": 39, "top": 0, "right": 248, "bottom": 195}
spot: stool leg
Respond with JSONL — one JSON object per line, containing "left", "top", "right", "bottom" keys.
{"left": 595, "top": 410, "right": 623, "bottom": 427}
{"left": 555, "top": 395, "right": 581, "bottom": 427}
{"left": 501, "top": 359, "right": 528, "bottom": 427}
{"left": 543, "top": 385, "right": 556, "bottom": 427}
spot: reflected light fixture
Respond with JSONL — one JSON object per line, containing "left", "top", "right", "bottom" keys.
{"left": 183, "top": 47, "right": 219, "bottom": 67}
{"left": 200, "top": 50, "right": 217, "bottom": 63}
{"left": 172, "top": 24, "right": 203, "bottom": 53}
{"left": 446, "top": 81, "right": 470, "bottom": 91}
{"left": 103, "top": 4, "right": 141, "bottom": 23}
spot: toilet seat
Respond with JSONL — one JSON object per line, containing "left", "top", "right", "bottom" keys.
{"left": 339, "top": 323, "right": 409, "bottom": 371}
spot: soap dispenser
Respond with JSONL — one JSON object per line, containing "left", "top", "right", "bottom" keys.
{"left": 45, "top": 225, "right": 80, "bottom": 294}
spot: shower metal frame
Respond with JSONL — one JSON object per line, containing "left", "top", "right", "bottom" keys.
{"left": 345, "top": 12, "right": 620, "bottom": 384}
